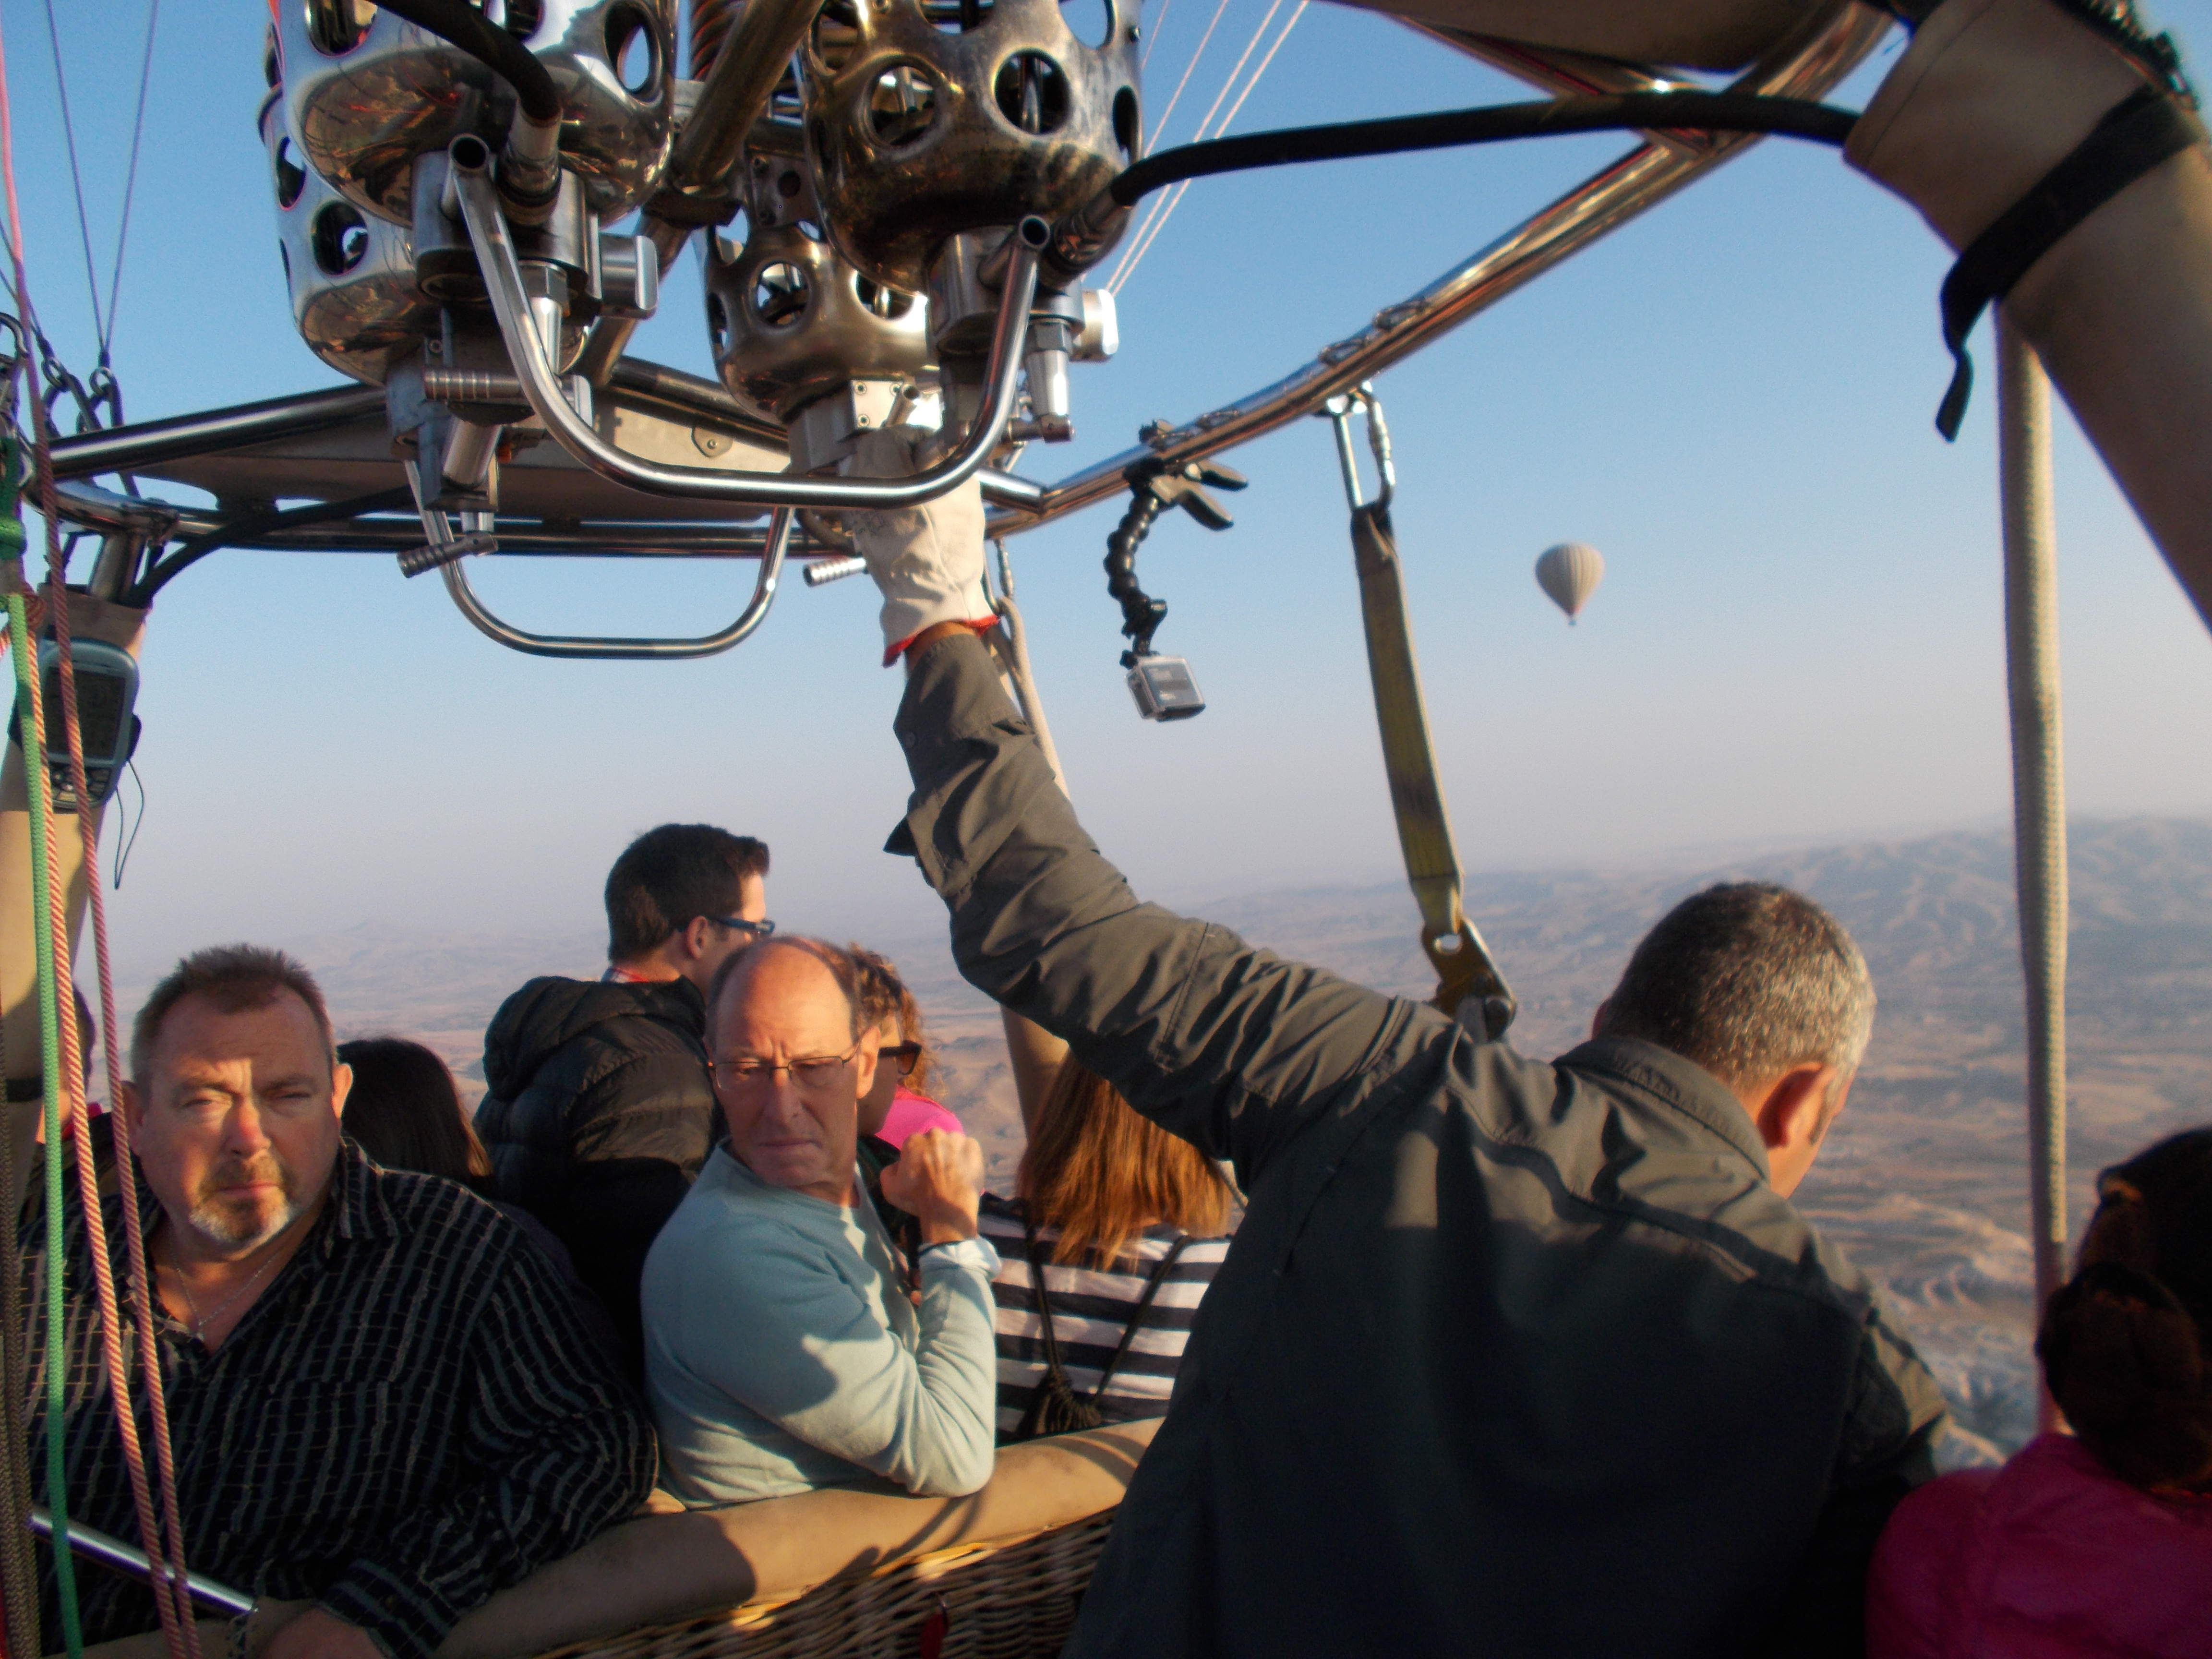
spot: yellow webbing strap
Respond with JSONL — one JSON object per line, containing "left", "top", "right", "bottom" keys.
{"left": 1334, "top": 397, "right": 1515, "bottom": 1039}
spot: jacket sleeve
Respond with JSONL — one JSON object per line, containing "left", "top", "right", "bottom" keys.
{"left": 316, "top": 1227, "right": 657, "bottom": 1659}
{"left": 889, "top": 631, "right": 1404, "bottom": 1183}
{"left": 1757, "top": 1307, "right": 1946, "bottom": 1658}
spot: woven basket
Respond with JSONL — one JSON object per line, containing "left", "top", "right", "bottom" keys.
{"left": 540, "top": 1511, "right": 1115, "bottom": 1659}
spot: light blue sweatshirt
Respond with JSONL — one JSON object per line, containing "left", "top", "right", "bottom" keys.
{"left": 641, "top": 1145, "right": 1002, "bottom": 1505}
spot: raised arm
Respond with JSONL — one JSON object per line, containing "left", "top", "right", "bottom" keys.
{"left": 885, "top": 627, "right": 1410, "bottom": 1180}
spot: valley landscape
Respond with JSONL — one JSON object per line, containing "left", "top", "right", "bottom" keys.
{"left": 117, "top": 815, "right": 2212, "bottom": 1468}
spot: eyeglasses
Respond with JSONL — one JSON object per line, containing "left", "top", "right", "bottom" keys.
{"left": 709, "top": 916, "right": 776, "bottom": 939}
{"left": 878, "top": 1042, "right": 921, "bottom": 1078}
{"left": 709, "top": 1037, "right": 865, "bottom": 1095}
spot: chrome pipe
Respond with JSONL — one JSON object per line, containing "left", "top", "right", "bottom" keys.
{"left": 48, "top": 387, "right": 385, "bottom": 481}
{"left": 453, "top": 151, "right": 1046, "bottom": 510}
{"left": 440, "top": 506, "right": 793, "bottom": 658}
{"left": 30, "top": 1507, "right": 254, "bottom": 1618}
{"left": 577, "top": 0, "right": 820, "bottom": 383}
{"left": 1000, "top": 1, "right": 1890, "bottom": 532}
{"left": 664, "top": 0, "right": 817, "bottom": 218}
{"left": 803, "top": 555, "right": 868, "bottom": 588}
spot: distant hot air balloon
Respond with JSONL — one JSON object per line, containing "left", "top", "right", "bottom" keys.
{"left": 1535, "top": 542, "right": 1604, "bottom": 623}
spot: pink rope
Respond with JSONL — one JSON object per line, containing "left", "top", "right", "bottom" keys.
{"left": 0, "top": 13, "right": 201, "bottom": 1654}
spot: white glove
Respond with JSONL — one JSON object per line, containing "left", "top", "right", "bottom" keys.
{"left": 845, "top": 426, "right": 993, "bottom": 666}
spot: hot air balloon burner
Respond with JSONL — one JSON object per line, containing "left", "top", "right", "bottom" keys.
{"left": 706, "top": 149, "right": 932, "bottom": 473}
{"left": 1103, "top": 457, "right": 1246, "bottom": 722}
{"left": 798, "top": 0, "right": 1141, "bottom": 299}
{"left": 262, "top": 89, "right": 438, "bottom": 388}
{"left": 282, "top": 0, "right": 673, "bottom": 227}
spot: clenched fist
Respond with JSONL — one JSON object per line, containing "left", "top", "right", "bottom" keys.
{"left": 879, "top": 1127, "right": 986, "bottom": 1245}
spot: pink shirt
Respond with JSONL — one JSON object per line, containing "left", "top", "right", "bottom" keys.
{"left": 1868, "top": 1433, "right": 2212, "bottom": 1658}
{"left": 877, "top": 1085, "right": 962, "bottom": 1148}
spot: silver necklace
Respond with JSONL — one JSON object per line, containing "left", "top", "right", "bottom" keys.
{"left": 167, "top": 1250, "right": 280, "bottom": 1340}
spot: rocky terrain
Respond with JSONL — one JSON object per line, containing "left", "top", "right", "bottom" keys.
{"left": 116, "top": 816, "right": 2212, "bottom": 1467}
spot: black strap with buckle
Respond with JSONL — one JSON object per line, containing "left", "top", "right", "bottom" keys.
{"left": 1935, "top": 84, "right": 2206, "bottom": 439}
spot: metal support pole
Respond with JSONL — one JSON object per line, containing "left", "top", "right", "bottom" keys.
{"left": 1997, "top": 318, "right": 2068, "bottom": 1431}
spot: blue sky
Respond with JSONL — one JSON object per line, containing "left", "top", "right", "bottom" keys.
{"left": 9, "top": 0, "right": 2212, "bottom": 970}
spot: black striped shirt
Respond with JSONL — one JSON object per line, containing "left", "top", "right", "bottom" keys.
{"left": 23, "top": 1144, "right": 656, "bottom": 1659}
{"left": 977, "top": 1196, "right": 1228, "bottom": 1437}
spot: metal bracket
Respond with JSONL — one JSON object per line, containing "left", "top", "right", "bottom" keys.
{"left": 439, "top": 508, "right": 793, "bottom": 660}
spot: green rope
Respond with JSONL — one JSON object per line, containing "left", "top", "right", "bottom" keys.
{"left": 4, "top": 428, "right": 82, "bottom": 1656}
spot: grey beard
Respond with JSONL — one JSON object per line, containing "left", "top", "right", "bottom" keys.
{"left": 185, "top": 1187, "right": 302, "bottom": 1251}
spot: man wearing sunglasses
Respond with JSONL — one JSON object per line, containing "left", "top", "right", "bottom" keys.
{"left": 478, "top": 824, "right": 772, "bottom": 1379}
{"left": 641, "top": 936, "right": 999, "bottom": 1506}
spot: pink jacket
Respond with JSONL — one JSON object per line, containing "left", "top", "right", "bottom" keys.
{"left": 1867, "top": 1433, "right": 2212, "bottom": 1658}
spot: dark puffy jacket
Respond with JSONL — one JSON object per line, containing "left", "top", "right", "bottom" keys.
{"left": 478, "top": 975, "right": 716, "bottom": 1374}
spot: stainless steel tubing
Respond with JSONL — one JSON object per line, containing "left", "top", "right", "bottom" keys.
{"left": 454, "top": 149, "right": 1046, "bottom": 510}
{"left": 663, "top": 0, "right": 817, "bottom": 216}
{"left": 577, "top": 0, "right": 821, "bottom": 382}
{"left": 48, "top": 387, "right": 386, "bottom": 481}
{"left": 30, "top": 1507, "right": 255, "bottom": 1618}
{"left": 803, "top": 555, "right": 868, "bottom": 587}
{"left": 439, "top": 506, "right": 794, "bottom": 658}
{"left": 998, "top": 1, "right": 1890, "bottom": 533}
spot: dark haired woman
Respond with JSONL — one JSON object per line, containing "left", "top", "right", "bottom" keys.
{"left": 1867, "top": 1127, "right": 2212, "bottom": 1657}
{"left": 979, "top": 1058, "right": 1233, "bottom": 1441}
{"left": 338, "top": 1036, "right": 624, "bottom": 1367}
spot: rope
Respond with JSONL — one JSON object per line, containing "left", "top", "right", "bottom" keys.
{"left": 1138, "top": 0, "right": 1174, "bottom": 69}
{"left": 3, "top": 456, "right": 82, "bottom": 1659}
{"left": 1112, "top": 0, "right": 1243, "bottom": 292}
{"left": 1997, "top": 320, "right": 2069, "bottom": 1432}
{"left": 986, "top": 540, "right": 1065, "bottom": 793}
{"left": 0, "top": 16, "right": 198, "bottom": 1650}
{"left": 39, "top": 0, "right": 106, "bottom": 354}
{"left": 0, "top": 322, "right": 42, "bottom": 1659}
{"left": 0, "top": 471, "right": 40, "bottom": 1659}
{"left": 39, "top": 457, "right": 201, "bottom": 1659}
{"left": 100, "top": 0, "right": 162, "bottom": 363}
{"left": 1110, "top": 0, "right": 1306, "bottom": 294}
{"left": 1142, "top": 0, "right": 1234, "bottom": 153}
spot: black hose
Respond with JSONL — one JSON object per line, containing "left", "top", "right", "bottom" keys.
{"left": 132, "top": 487, "right": 417, "bottom": 604}
{"left": 373, "top": 0, "right": 561, "bottom": 123}
{"left": 1106, "top": 93, "right": 1860, "bottom": 208}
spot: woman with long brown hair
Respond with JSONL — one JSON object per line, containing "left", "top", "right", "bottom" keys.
{"left": 979, "top": 1057, "right": 1233, "bottom": 1441}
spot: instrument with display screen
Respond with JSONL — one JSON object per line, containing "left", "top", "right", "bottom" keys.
{"left": 6, "top": 640, "right": 140, "bottom": 812}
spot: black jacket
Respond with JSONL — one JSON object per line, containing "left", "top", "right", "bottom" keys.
{"left": 890, "top": 633, "right": 1947, "bottom": 1659}
{"left": 477, "top": 975, "right": 717, "bottom": 1373}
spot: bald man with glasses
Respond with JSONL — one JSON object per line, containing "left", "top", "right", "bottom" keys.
{"left": 639, "top": 936, "right": 1002, "bottom": 1506}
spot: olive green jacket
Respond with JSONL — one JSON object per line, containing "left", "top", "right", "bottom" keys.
{"left": 888, "top": 633, "right": 1946, "bottom": 1659}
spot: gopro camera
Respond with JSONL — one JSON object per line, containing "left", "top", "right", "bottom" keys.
{"left": 5, "top": 639, "right": 140, "bottom": 811}
{"left": 1126, "top": 654, "right": 1205, "bottom": 722}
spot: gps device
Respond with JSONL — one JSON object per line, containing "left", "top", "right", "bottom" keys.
{"left": 5, "top": 639, "right": 140, "bottom": 810}
{"left": 1126, "top": 653, "right": 1205, "bottom": 722}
